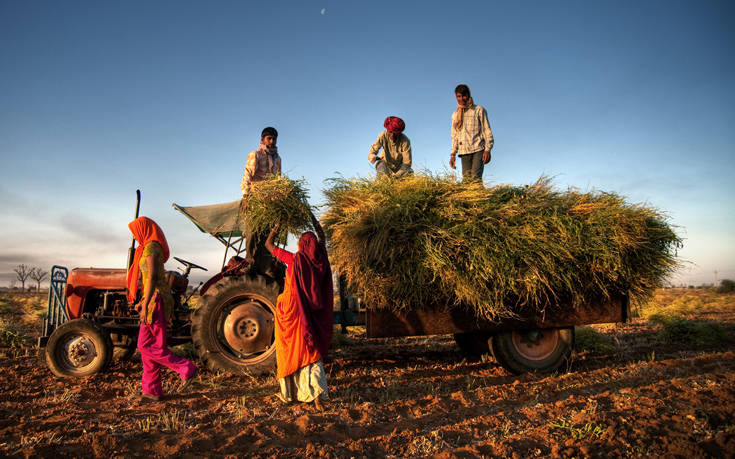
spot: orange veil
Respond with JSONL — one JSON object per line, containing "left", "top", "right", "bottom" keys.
{"left": 126, "top": 217, "right": 170, "bottom": 303}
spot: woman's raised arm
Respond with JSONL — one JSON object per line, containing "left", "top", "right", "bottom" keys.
{"left": 310, "top": 211, "right": 326, "bottom": 243}
{"left": 264, "top": 222, "right": 280, "bottom": 254}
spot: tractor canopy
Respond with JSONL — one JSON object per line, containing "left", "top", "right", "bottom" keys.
{"left": 173, "top": 200, "right": 248, "bottom": 267}
{"left": 173, "top": 200, "right": 245, "bottom": 238}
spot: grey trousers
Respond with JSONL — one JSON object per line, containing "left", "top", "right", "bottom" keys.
{"left": 460, "top": 150, "right": 488, "bottom": 182}
{"left": 376, "top": 160, "right": 390, "bottom": 176}
{"left": 376, "top": 160, "right": 412, "bottom": 177}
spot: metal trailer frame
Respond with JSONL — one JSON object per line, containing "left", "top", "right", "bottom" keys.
{"left": 366, "top": 294, "right": 629, "bottom": 338}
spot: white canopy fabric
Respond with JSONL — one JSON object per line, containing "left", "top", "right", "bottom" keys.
{"left": 173, "top": 200, "right": 245, "bottom": 238}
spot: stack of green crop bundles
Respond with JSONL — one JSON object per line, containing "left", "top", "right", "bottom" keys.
{"left": 244, "top": 175, "right": 314, "bottom": 243}
{"left": 322, "top": 174, "right": 680, "bottom": 320}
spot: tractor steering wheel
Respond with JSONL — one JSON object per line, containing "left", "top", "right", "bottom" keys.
{"left": 173, "top": 257, "right": 208, "bottom": 276}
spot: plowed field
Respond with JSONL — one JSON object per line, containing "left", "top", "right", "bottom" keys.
{"left": 1, "top": 290, "right": 734, "bottom": 458}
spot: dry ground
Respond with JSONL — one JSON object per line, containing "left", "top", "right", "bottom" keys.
{"left": 1, "top": 289, "right": 734, "bottom": 458}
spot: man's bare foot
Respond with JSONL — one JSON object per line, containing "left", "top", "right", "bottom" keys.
{"left": 314, "top": 397, "right": 324, "bottom": 411}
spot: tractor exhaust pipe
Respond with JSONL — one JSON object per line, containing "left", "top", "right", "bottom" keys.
{"left": 126, "top": 189, "right": 141, "bottom": 270}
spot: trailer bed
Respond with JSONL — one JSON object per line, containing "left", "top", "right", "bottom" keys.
{"left": 366, "top": 294, "right": 628, "bottom": 338}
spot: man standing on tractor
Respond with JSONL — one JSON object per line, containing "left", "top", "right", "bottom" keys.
{"left": 241, "top": 126, "right": 282, "bottom": 273}
{"left": 368, "top": 116, "right": 413, "bottom": 178}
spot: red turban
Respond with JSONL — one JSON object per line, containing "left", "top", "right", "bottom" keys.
{"left": 383, "top": 116, "right": 405, "bottom": 134}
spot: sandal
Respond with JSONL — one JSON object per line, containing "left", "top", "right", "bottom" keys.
{"left": 141, "top": 393, "right": 161, "bottom": 402}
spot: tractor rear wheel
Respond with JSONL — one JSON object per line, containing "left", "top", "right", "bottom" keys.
{"left": 491, "top": 327, "right": 574, "bottom": 374}
{"left": 45, "top": 319, "right": 113, "bottom": 378}
{"left": 192, "top": 275, "right": 280, "bottom": 375}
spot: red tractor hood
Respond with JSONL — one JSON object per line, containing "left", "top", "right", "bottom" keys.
{"left": 68, "top": 268, "right": 127, "bottom": 289}
{"left": 66, "top": 268, "right": 127, "bottom": 319}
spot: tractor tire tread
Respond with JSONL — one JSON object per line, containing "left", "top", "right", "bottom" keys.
{"left": 192, "top": 274, "right": 279, "bottom": 375}
{"left": 45, "top": 319, "right": 113, "bottom": 378}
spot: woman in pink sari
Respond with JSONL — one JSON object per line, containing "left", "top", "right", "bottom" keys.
{"left": 265, "top": 213, "right": 333, "bottom": 410}
{"left": 127, "top": 216, "right": 197, "bottom": 401}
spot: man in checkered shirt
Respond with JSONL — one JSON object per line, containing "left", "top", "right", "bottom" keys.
{"left": 449, "top": 84, "right": 494, "bottom": 182}
{"left": 241, "top": 126, "right": 282, "bottom": 196}
{"left": 240, "top": 126, "right": 282, "bottom": 274}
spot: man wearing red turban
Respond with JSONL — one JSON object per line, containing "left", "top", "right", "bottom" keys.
{"left": 368, "top": 116, "right": 413, "bottom": 178}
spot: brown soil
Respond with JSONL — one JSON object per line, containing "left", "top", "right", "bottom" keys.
{"left": 1, "top": 310, "right": 735, "bottom": 457}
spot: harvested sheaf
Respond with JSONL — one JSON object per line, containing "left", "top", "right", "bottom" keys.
{"left": 244, "top": 175, "right": 314, "bottom": 238}
{"left": 322, "top": 174, "right": 681, "bottom": 320}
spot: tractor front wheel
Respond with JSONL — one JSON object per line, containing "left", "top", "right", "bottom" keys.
{"left": 491, "top": 327, "right": 574, "bottom": 374}
{"left": 45, "top": 319, "right": 113, "bottom": 378}
{"left": 192, "top": 275, "right": 280, "bottom": 375}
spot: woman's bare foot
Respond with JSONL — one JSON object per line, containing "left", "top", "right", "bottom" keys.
{"left": 275, "top": 393, "right": 291, "bottom": 404}
{"left": 313, "top": 397, "right": 324, "bottom": 411}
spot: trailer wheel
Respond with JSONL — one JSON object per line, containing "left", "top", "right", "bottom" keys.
{"left": 45, "top": 319, "right": 113, "bottom": 378}
{"left": 453, "top": 332, "right": 491, "bottom": 356}
{"left": 491, "top": 327, "right": 574, "bottom": 374}
{"left": 192, "top": 275, "right": 279, "bottom": 375}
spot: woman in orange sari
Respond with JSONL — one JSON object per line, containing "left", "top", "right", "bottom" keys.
{"left": 265, "top": 213, "right": 333, "bottom": 409}
{"left": 127, "top": 216, "right": 197, "bottom": 401}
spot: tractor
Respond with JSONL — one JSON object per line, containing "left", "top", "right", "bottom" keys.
{"left": 40, "top": 192, "right": 292, "bottom": 377}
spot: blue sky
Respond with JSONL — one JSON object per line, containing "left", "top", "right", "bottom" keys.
{"left": 1, "top": 0, "right": 733, "bottom": 287}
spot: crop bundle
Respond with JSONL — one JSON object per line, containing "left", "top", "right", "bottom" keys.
{"left": 244, "top": 175, "right": 314, "bottom": 239}
{"left": 322, "top": 174, "right": 681, "bottom": 320}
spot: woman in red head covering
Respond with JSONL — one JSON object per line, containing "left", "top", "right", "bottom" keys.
{"left": 128, "top": 216, "right": 197, "bottom": 401}
{"left": 265, "top": 212, "right": 333, "bottom": 410}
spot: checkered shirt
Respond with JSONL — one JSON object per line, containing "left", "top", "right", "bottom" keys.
{"left": 241, "top": 148, "right": 282, "bottom": 196}
{"left": 451, "top": 104, "right": 494, "bottom": 156}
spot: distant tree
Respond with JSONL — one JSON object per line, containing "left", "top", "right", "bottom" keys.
{"left": 30, "top": 267, "right": 49, "bottom": 291}
{"left": 717, "top": 279, "right": 735, "bottom": 294}
{"left": 13, "top": 264, "right": 32, "bottom": 291}
{"left": 9, "top": 279, "right": 17, "bottom": 290}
